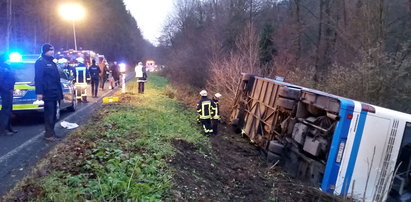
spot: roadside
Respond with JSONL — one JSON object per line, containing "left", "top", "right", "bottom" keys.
{"left": 0, "top": 73, "right": 134, "bottom": 197}
{"left": 2, "top": 75, "right": 341, "bottom": 201}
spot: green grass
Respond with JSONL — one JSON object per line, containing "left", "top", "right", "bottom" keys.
{"left": 27, "top": 75, "right": 206, "bottom": 201}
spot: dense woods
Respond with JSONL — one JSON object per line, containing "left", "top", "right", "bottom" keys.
{"left": 0, "top": 0, "right": 151, "bottom": 63}
{"left": 160, "top": 0, "right": 411, "bottom": 115}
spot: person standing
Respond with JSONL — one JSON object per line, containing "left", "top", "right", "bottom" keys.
{"left": 211, "top": 93, "right": 222, "bottom": 135}
{"left": 134, "top": 62, "right": 147, "bottom": 93}
{"left": 88, "top": 59, "right": 101, "bottom": 98}
{"left": 196, "top": 90, "right": 216, "bottom": 136}
{"left": 35, "top": 43, "right": 63, "bottom": 141}
{"left": 0, "top": 54, "right": 16, "bottom": 136}
{"left": 99, "top": 60, "right": 107, "bottom": 90}
{"left": 111, "top": 61, "right": 120, "bottom": 88}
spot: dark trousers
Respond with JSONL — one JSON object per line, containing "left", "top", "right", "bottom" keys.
{"left": 211, "top": 119, "right": 219, "bottom": 135}
{"left": 138, "top": 82, "right": 145, "bottom": 93}
{"left": 0, "top": 90, "right": 13, "bottom": 132}
{"left": 200, "top": 119, "right": 213, "bottom": 135}
{"left": 44, "top": 100, "right": 57, "bottom": 137}
{"left": 91, "top": 78, "right": 99, "bottom": 97}
{"left": 99, "top": 75, "right": 105, "bottom": 89}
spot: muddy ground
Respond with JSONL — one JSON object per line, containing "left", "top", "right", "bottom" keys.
{"left": 169, "top": 124, "right": 341, "bottom": 202}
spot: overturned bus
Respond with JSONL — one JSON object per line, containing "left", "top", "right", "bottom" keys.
{"left": 230, "top": 74, "right": 411, "bottom": 201}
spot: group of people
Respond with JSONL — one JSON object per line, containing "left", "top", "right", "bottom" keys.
{"left": 0, "top": 43, "right": 62, "bottom": 139}
{"left": 59, "top": 58, "right": 123, "bottom": 99}
{"left": 2, "top": 43, "right": 224, "bottom": 141}
{"left": 197, "top": 90, "right": 222, "bottom": 136}
{"left": 0, "top": 42, "right": 150, "bottom": 140}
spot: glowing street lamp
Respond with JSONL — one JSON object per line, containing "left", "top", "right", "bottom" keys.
{"left": 58, "top": 3, "right": 86, "bottom": 51}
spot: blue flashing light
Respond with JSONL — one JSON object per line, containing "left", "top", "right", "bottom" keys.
{"left": 9, "top": 52, "right": 23, "bottom": 63}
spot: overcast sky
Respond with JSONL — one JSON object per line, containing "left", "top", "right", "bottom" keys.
{"left": 123, "top": 0, "right": 174, "bottom": 46}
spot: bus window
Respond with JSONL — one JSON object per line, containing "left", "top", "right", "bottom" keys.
{"left": 390, "top": 122, "right": 411, "bottom": 200}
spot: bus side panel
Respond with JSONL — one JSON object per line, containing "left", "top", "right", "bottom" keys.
{"left": 347, "top": 115, "right": 391, "bottom": 200}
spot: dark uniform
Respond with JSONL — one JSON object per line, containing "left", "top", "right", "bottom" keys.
{"left": 211, "top": 98, "right": 221, "bottom": 135}
{"left": 0, "top": 55, "right": 16, "bottom": 136}
{"left": 197, "top": 96, "right": 216, "bottom": 136}
{"left": 111, "top": 63, "right": 120, "bottom": 87}
{"left": 35, "top": 44, "right": 63, "bottom": 139}
{"left": 89, "top": 61, "right": 101, "bottom": 97}
{"left": 99, "top": 62, "right": 107, "bottom": 90}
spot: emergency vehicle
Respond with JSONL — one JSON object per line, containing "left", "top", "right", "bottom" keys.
{"left": 0, "top": 53, "right": 76, "bottom": 119}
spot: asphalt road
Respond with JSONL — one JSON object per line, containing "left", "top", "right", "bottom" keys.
{"left": 0, "top": 73, "right": 135, "bottom": 196}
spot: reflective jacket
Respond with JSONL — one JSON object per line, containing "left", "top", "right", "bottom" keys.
{"left": 197, "top": 97, "right": 216, "bottom": 119}
{"left": 212, "top": 99, "right": 220, "bottom": 119}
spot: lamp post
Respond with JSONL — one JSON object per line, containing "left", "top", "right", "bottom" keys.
{"left": 119, "top": 63, "right": 127, "bottom": 93}
{"left": 59, "top": 3, "right": 85, "bottom": 51}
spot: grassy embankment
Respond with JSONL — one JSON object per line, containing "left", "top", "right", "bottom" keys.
{"left": 5, "top": 75, "right": 207, "bottom": 201}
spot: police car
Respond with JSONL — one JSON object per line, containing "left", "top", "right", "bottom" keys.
{"left": 0, "top": 53, "right": 77, "bottom": 119}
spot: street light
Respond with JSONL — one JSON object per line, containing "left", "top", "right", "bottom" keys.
{"left": 119, "top": 63, "right": 127, "bottom": 93}
{"left": 58, "top": 3, "right": 86, "bottom": 51}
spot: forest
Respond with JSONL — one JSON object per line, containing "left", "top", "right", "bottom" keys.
{"left": 159, "top": 0, "right": 411, "bottom": 115}
{"left": 1, "top": 0, "right": 410, "bottom": 114}
{"left": 0, "top": 0, "right": 152, "bottom": 64}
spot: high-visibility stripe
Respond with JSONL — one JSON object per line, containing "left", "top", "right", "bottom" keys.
{"left": 0, "top": 104, "right": 42, "bottom": 110}
{"left": 200, "top": 101, "right": 212, "bottom": 119}
{"left": 14, "top": 84, "right": 35, "bottom": 90}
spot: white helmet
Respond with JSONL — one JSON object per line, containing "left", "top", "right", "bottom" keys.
{"left": 214, "top": 93, "right": 222, "bottom": 98}
{"left": 199, "top": 90, "right": 207, "bottom": 96}
{"left": 76, "top": 57, "right": 84, "bottom": 63}
{"left": 138, "top": 62, "right": 143, "bottom": 65}
{"left": 58, "top": 58, "right": 68, "bottom": 63}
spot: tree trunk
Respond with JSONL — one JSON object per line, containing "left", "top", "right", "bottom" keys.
{"left": 342, "top": 0, "right": 347, "bottom": 27}
{"left": 313, "top": 0, "right": 324, "bottom": 83}
{"left": 6, "top": 0, "right": 12, "bottom": 51}
{"left": 377, "top": 0, "right": 384, "bottom": 43}
{"left": 294, "top": 0, "right": 301, "bottom": 62}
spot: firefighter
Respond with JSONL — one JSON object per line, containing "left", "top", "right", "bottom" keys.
{"left": 211, "top": 93, "right": 222, "bottom": 135}
{"left": 35, "top": 43, "right": 63, "bottom": 141}
{"left": 58, "top": 58, "right": 75, "bottom": 79}
{"left": 88, "top": 59, "right": 101, "bottom": 98}
{"left": 197, "top": 90, "right": 216, "bottom": 136}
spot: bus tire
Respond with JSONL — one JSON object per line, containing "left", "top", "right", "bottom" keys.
{"left": 67, "top": 97, "right": 77, "bottom": 112}
{"left": 278, "top": 86, "right": 300, "bottom": 100}
{"left": 268, "top": 140, "right": 284, "bottom": 154}
{"left": 277, "top": 98, "right": 296, "bottom": 110}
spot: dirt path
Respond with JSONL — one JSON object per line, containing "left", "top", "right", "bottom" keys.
{"left": 169, "top": 124, "right": 340, "bottom": 202}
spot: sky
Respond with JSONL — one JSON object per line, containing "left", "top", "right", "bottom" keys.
{"left": 124, "top": 0, "right": 175, "bottom": 46}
